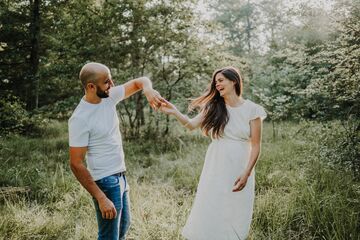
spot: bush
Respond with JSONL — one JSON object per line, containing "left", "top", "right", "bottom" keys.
{"left": 0, "top": 94, "right": 47, "bottom": 137}
{"left": 35, "top": 96, "right": 79, "bottom": 120}
{"left": 310, "top": 119, "right": 360, "bottom": 178}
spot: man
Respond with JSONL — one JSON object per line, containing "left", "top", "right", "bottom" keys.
{"left": 68, "top": 62, "right": 163, "bottom": 240}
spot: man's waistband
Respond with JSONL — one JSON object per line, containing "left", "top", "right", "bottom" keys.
{"left": 112, "top": 171, "right": 126, "bottom": 177}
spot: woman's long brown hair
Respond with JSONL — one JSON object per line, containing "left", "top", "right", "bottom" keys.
{"left": 189, "top": 66, "right": 243, "bottom": 138}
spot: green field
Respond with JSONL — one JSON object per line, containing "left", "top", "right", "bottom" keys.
{"left": 0, "top": 121, "right": 359, "bottom": 240}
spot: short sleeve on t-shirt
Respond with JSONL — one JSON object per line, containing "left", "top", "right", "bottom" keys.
{"left": 109, "top": 85, "right": 125, "bottom": 105}
{"left": 68, "top": 117, "right": 90, "bottom": 147}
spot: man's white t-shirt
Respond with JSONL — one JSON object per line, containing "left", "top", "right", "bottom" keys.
{"left": 68, "top": 85, "right": 126, "bottom": 181}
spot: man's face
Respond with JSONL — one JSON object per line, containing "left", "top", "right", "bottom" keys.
{"left": 95, "top": 72, "right": 112, "bottom": 98}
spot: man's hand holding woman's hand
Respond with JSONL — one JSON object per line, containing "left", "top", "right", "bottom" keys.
{"left": 143, "top": 88, "right": 165, "bottom": 110}
{"left": 158, "top": 99, "right": 178, "bottom": 115}
{"left": 142, "top": 88, "right": 177, "bottom": 114}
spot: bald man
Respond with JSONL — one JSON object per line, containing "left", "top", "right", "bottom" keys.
{"left": 68, "top": 62, "right": 163, "bottom": 240}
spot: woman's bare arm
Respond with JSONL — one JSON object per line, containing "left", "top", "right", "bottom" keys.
{"left": 159, "top": 99, "right": 203, "bottom": 130}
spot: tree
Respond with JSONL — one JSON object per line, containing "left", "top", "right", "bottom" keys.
{"left": 212, "top": 0, "right": 258, "bottom": 55}
{"left": 0, "top": 0, "right": 33, "bottom": 108}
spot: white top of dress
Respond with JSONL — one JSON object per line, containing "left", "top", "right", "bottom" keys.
{"left": 221, "top": 99, "right": 267, "bottom": 142}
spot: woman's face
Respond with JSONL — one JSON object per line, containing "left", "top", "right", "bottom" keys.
{"left": 214, "top": 73, "right": 236, "bottom": 97}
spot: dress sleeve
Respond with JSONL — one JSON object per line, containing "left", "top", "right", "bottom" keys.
{"left": 109, "top": 85, "right": 125, "bottom": 105}
{"left": 249, "top": 103, "right": 267, "bottom": 121}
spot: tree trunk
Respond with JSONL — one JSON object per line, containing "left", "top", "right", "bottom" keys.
{"left": 29, "top": 0, "right": 41, "bottom": 109}
{"left": 135, "top": 93, "right": 144, "bottom": 135}
{"left": 245, "top": 0, "right": 252, "bottom": 52}
{"left": 272, "top": 120, "right": 277, "bottom": 140}
{"left": 163, "top": 88, "right": 173, "bottom": 136}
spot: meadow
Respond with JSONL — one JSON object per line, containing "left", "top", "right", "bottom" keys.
{"left": 0, "top": 121, "right": 359, "bottom": 240}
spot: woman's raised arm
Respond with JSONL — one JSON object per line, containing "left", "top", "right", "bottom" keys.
{"left": 160, "top": 99, "right": 203, "bottom": 130}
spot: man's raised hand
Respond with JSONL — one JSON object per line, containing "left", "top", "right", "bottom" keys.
{"left": 143, "top": 88, "right": 165, "bottom": 110}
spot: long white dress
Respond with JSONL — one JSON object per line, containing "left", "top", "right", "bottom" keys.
{"left": 182, "top": 99, "right": 267, "bottom": 240}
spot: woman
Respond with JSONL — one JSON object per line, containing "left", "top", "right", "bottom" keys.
{"left": 160, "top": 66, "right": 267, "bottom": 240}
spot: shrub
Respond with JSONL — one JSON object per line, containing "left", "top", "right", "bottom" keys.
{"left": 0, "top": 94, "right": 46, "bottom": 137}
{"left": 35, "top": 96, "right": 79, "bottom": 120}
{"left": 310, "top": 119, "right": 360, "bottom": 178}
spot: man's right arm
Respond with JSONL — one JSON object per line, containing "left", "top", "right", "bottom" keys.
{"left": 69, "top": 147, "right": 117, "bottom": 219}
{"left": 122, "top": 76, "right": 164, "bottom": 109}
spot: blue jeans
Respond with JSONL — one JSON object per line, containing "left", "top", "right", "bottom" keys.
{"left": 94, "top": 174, "right": 131, "bottom": 240}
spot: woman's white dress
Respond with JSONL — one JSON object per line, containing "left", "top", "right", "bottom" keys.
{"left": 182, "top": 99, "right": 267, "bottom": 240}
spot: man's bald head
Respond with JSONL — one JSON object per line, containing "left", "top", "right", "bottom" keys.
{"left": 79, "top": 62, "right": 110, "bottom": 88}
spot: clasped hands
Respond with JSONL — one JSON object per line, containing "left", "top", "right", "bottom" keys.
{"left": 143, "top": 88, "right": 175, "bottom": 114}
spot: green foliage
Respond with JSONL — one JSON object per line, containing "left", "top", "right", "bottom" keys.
{"left": 1, "top": 0, "right": 225, "bottom": 139}
{"left": 304, "top": 5, "right": 360, "bottom": 121}
{"left": 251, "top": 48, "right": 308, "bottom": 121}
{"left": 211, "top": 0, "right": 359, "bottom": 126}
{"left": 0, "top": 93, "right": 46, "bottom": 136}
{"left": 213, "top": 0, "right": 257, "bottom": 55}
{"left": 310, "top": 120, "right": 360, "bottom": 178}
{"left": 2, "top": 0, "right": 357, "bottom": 137}
{"left": 35, "top": 96, "right": 79, "bottom": 120}
{"left": 0, "top": 1, "right": 32, "bottom": 105}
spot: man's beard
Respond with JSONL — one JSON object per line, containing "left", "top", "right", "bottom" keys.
{"left": 96, "top": 87, "right": 109, "bottom": 98}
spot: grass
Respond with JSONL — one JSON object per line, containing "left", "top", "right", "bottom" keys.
{"left": 0, "top": 120, "right": 359, "bottom": 239}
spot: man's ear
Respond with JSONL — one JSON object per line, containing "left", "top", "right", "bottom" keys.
{"left": 87, "top": 83, "right": 96, "bottom": 90}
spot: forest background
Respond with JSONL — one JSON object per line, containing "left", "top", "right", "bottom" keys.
{"left": 0, "top": 0, "right": 359, "bottom": 239}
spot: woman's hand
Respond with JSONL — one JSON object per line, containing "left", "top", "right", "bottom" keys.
{"left": 232, "top": 174, "right": 248, "bottom": 192}
{"left": 159, "top": 99, "right": 178, "bottom": 115}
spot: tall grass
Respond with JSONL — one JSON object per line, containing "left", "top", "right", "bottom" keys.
{"left": 0, "top": 120, "right": 359, "bottom": 239}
